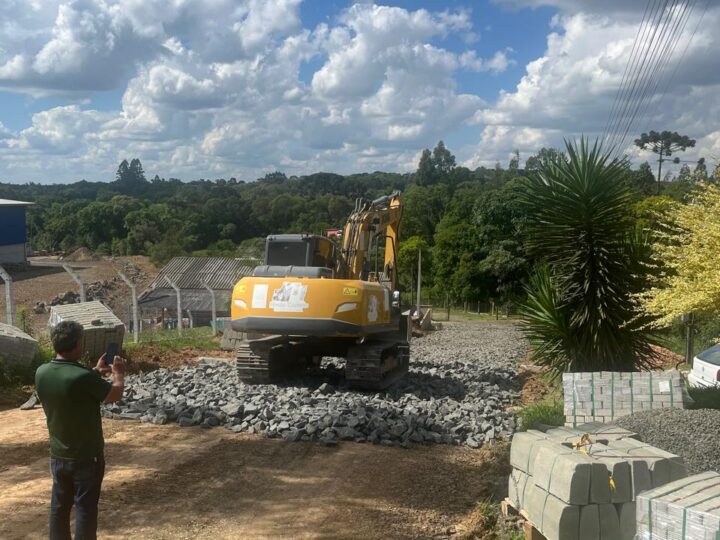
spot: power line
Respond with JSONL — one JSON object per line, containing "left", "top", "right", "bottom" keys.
{"left": 605, "top": 0, "right": 672, "bottom": 150}
{"left": 603, "top": 0, "right": 662, "bottom": 145}
{"left": 602, "top": 0, "right": 655, "bottom": 142}
{"left": 615, "top": 0, "right": 696, "bottom": 151}
{"left": 641, "top": 0, "right": 709, "bottom": 136}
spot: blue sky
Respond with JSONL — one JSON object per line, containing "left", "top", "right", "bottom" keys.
{"left": 0, "top": 0, "right": 717, "bottom": 183}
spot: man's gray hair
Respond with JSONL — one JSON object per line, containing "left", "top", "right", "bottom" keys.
{"left": 51, "top": 321, "right": 84, "bottom": 354}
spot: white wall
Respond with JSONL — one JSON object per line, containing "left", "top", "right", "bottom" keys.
{"left": 0, "top": 243, "right": 26, "bottom": 264}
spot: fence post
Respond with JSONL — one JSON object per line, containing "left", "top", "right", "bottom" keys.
{"left": 202, "top": 281, "right": 217, "bottom": 336}
{"left": 118, "top": 271, "right": 139, "bottom": 344}
{"left": 0, "top": 265, "right": 14, "bottom": 326}
{"left": 187, "top": 309, "right": 194, "bottom": 328}
{"left": 165, "top": 276, "right": 182, "bottom": 337}
{"left": 62, "top": 264, "right": 86, "bottom": 302}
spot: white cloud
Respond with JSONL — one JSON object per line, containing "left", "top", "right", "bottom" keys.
{"left": 0, "top": 1, "right": 718, "bottom": 182}
{"left": 459, "top": 48, "right": 515, "bottom": 73}
{"left": 461, "top": 5, "right": 720, "bottom": 171}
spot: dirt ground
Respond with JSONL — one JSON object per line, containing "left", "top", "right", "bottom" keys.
{"left": 0, "top": 408, "right": 511, "bottom": 540}
{"left": 0, "top": 255, "right": 157, "bottom": 335}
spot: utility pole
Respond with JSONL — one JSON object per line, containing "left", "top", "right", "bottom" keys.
{"left": 62, "top": 264, "right": 86, "bottom": 302}
{"left": 0, "top": 265, "right": 14, "bottom": 326}
{"left": 165, "top": 276, "right": 182, "bottom": 337}
{"left": 682, "top": 312, "right": 695, "bottom": 364}
{"left": 118, "top": 271, "right": 139, "bottom": 343}
{"left": 203, "top": 281, "right": 217, "bottom": 336}
{"left": 416, "top": 248, "right": 422, "bottom": 317}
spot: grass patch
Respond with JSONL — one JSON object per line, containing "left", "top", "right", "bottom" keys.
{"left": 124, "top": 327, "right": 220, "bottom": 352}
{"left": 688, "top": 386, "right": 720, "bottom": 410}
{"left": 454, "top": 500, "right": 524, "bottom": 540}
{"left": 516, "top": 399, "right": 565, "bottom": 431}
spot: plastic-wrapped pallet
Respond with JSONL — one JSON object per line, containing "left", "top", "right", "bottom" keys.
{"left": 508, "top": 426, "right": 688, "bottom": 540}
{"left": 0, "top": 322, "right": 39, "bottom": 369}
{"left": 49, "top": 301, "right": 125, "bottom": 360}
{"left": 562, "top": 371, "right": 691, "bottom": 427}
{"left": 636, "top": 471, "right": 720, "bottom": 540}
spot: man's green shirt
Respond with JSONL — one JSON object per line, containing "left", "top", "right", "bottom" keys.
{"left": 36, "top": 360, "right": 112, "bottom": 460}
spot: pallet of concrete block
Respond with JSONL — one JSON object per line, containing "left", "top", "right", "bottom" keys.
{"left": 508, "top": 425, "right": 688, "bottom": 540}
{"left": 49, "top": 301, "right": 125, "bottom": 361}
{"left": 0, "top": 322, "right": 38, "bottom": 370}
{"left": 562, "top": 371, "right": 691, "bottom": 427}
{"left": 635, "top": 471, "right": 720, "bottom": 540}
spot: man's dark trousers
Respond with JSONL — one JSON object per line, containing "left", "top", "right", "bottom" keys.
{"left": 49, "top": 456, "right": 105, "bottom": 540}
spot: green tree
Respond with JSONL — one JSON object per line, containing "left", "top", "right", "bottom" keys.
{"left": 520, "top": 138, "right": 657, "bottom": 378}
{"left": 416, "top": 148, "right": 435, "bottom": 186}
{"left": 397, "top": 236, "right": 431, "bottom": 293}
{"left": 634, "top": 131, "right": 696, "bottom": 194}
{"left": 524, "top": 147, "right": 565, "bottom": 173}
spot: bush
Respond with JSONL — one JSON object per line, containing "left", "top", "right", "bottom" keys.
{"left": 516, "top": 400, "right": 565, "bottom": 431}
{"left": 688, "top": 386, "right": 720, "bottom": 410}
{"left": 520, "top": 139, "right": 658, "bottom": 378}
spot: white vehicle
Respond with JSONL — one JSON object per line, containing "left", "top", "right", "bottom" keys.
{"left": 688, "top": 344, "right": 720, "bottom": 388}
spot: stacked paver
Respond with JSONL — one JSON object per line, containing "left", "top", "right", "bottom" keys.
{"left": 49, "top": 301, "right": 125, "bottom": 360}
{"left": 508, "top": 423, "right": 688, "bottom": 540}
{"left": 636, "top": 471, "right": 720, "bottom": 540}
{"left": 562, "top": 371, "right": 690, "bottom": 427}
{"left": 0, "top": 322, "right": 38, "bottom": 369}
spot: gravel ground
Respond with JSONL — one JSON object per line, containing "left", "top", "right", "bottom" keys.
{"left": 615, "top": 408, "right": 720, "bottom": 473}
{"left": 104, "top": 321, "right": 529, "bottom": 448}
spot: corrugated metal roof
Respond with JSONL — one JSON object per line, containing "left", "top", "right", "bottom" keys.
{"left": 146, "top": 257, "right": 256, "bottom": 291}
{"left": 0, "top": 199, "right": 34, "bottom": 206}
{"left": 137, "top": 288, "right": 232, "bottom": 313}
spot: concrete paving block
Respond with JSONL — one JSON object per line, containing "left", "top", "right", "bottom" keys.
{"left": 508, "top": 468, "right": 530, "bottom": 509}
{"left": 574, "top": 423, "right": 640, "bottom": 440}
{"left": 579, "top": 504, "right": 600, "bottom": 540}
{"left": 607, "top": 438, "right": 687, "bottom": 486}
{"left": 524, "top": 484, "right": 581, "bottom": 540}
{"left": 510, "top": 430, "right": 548, "bottom": 473}
{"left": 589, "top": 462, "right": 612, "bottom": 504}
{"left": 532, "top": 444, "right": 593, "bottom": 505}
{"left": 617, "top": 502, "right": 635, "bottom": 540}
{"left": 598, "top": 503, "right": 621, "bottom": 540}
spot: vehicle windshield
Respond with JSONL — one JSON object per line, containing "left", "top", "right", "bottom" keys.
{"left": 697, "top": 344, "right": 720, "bottom": 366}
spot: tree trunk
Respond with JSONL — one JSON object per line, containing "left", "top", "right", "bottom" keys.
{"left": 657, "top": 148, "right": 664, "bottom": 194}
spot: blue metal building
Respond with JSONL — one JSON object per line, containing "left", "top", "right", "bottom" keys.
{"left": 0, "top": 199, "right": 33, "bottom": 264}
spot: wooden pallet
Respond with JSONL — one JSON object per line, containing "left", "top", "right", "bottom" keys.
{"left": 501, "top": 498, "right": 547, "bottom": 540}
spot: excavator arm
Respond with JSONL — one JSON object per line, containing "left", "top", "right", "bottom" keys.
{"left": 339, "top": 192, "right": 402, "bottom": 290}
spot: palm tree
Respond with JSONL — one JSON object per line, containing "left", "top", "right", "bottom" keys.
{"left": 520, "top": 138, "right": 657, "bottom": 378}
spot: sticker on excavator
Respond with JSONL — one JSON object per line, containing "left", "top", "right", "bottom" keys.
{"left": 270, "top": 282, "right": 309, "bottom": 313}
{"left": 343, "top": 287, "right": 359, "bottom": 296}
{"left": 251, "top": 284, "right": 268, "bottom": 309}
{"left": 368, "top": 295, "right": 379, "bottom": 322}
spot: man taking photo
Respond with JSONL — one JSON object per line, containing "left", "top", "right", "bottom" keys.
{"left": 35, "top": 320, "right": 126, "bottom": 540}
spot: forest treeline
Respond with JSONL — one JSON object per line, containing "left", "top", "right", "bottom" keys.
{"left": 0, "top": 142, "right": 713, "bottom": 307}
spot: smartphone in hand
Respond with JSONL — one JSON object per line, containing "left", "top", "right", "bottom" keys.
{"left": 105, "top": 342, "right": 119, "bottom": 366}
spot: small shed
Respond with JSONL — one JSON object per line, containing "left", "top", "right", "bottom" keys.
{"left": 138, "top": 257, "right": 256, "bottom": 327}
{"left": 0, "top": 322, "right": 39, "bottom": 369}
{"left": 49, "top": 301, "right": 125, "bottom": 360}
{"left": 0, "top": 198, "right": 34, "bottom": 264}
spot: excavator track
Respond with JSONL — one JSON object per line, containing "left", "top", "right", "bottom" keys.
{"left": 345, "top": 340, "right": 410, "bottom": 390}
{"left": 236, "top": 335, "right": 287, "bottom": 384}
{"left": 236, "top": 335, "right": 314, "bottom": 384}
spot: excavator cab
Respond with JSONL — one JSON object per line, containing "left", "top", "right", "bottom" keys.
{"left": 252, "top": 234, "right": 337, "bottom": 279}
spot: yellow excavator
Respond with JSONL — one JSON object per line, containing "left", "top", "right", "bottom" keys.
{"left": 230, "top": 192, "right": 410, "bottom": 389}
